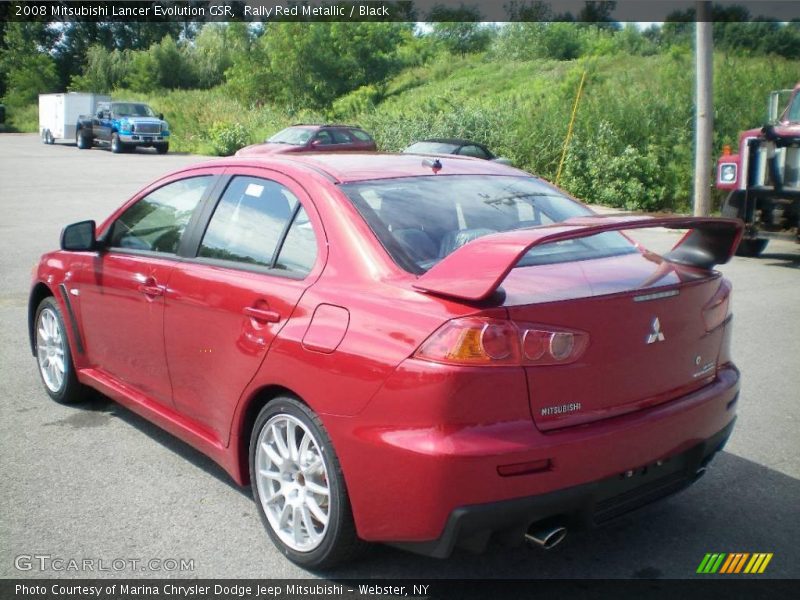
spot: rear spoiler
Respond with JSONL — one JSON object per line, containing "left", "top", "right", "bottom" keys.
{"left": 412, "top": 216, "right": 743, "bottom": 302}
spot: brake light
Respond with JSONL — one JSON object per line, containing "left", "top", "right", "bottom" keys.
{"left": 703, "top": 280, "right": 732, "bottom": 332}
{"left": 414, "top": 317, "right": 588, "bottom": 367}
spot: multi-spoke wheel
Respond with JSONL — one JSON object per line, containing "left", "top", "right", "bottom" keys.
{"left": 34, "top": 297, "right": 83, "bottom": 404}
{"left": 250, "top": 397, "right": 364, "bottom": 568}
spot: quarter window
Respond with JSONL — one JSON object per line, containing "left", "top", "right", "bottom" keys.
{"left": 109, "top": 176, "right": 211, "bottom": 254}
{"left": 198, "top": 176, "right": 299, "bottom": 268}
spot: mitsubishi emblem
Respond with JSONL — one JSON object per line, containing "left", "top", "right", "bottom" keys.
{"left": 646, "top": 317, "right": 665, "bottom": 344}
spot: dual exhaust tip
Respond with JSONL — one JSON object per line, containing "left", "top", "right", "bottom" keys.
{"left": 524, "top": 522, "right": 568, "bottom": 550}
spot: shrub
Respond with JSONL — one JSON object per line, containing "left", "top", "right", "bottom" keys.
{"left": 207, "top": 121, "right": 249, "bottom": 156}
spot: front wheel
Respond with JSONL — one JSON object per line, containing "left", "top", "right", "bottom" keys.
{"left": 110, "top": 133, "right": 127, "bottom": 154}
{"left": 155, "top": 143, "right": 169, "bottom": 155}
{"left": 34, "top": 297, "right": 85, "bottom": 404}
{"left": 250, "top": 397, "right": 364, "bottom": 568}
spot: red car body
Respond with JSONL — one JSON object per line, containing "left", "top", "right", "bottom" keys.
{"left": 29, "top": 153, "right": 742, "bottom": 564}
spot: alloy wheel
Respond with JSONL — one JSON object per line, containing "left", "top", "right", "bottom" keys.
{"left": 36, "top": 307, "right": 66, "bottom": 393}
{"left": 255, "top": 414, "right": 331, "bottom": 552}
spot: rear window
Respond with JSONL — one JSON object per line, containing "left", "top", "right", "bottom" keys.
{"left": 340, "top": 175, "right": 636, "bottom": 274}
{"left": 404, "top": 141, "right": 458, "bottom": 155}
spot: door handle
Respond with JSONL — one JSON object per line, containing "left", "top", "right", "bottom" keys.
{"left": 138, "top": 278, "right": 164, "bottom": 297}
{"left": 243, "top": 306, "right": 281, "bottom": 323}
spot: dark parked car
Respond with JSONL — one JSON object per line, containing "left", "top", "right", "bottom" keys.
{"left": 236, "top": 124, "right": 377, "bottom": 156}
{"left": 31, "top": 153, "right": 742, "bottom": 569}
{"left": 404, "top": 138, "right": 512, "bottom": 164}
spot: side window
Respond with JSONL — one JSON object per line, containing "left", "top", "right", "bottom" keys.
{"left": 109, "top": 176, "right": 211, "bottom": 254}
{"left": 314, "top": 130, "right": 333, "bottom": 145}
{"left": 198, "top": 176, "right": 298, "bottom": 268}
{"left": 330, "top": 129, "right": 353, "bottom": 144}
{"left": 458, "top": 145, "right": 489, "bottom": 159}
{"left": 787, "top": 94, "right": 800, "bottom": 122}
{"left": 274, "top": 207, "right": 318, "bottom": 276}
{"left": 350, "top": 129, "right": 373, "bottom": 142}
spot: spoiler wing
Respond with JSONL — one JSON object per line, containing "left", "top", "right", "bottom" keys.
{"left": 412, "top": 215, "right": 743, "bottom": 302}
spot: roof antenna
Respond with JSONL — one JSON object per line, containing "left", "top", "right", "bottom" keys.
{"left": 422, "top": 158, "right": 443, "bottom": 173}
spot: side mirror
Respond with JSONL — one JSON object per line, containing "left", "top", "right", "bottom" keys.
{"left": 96, "top": 111, "right": 103, "bottom": 119}
{"left": 158, "top": 113, "right": 164, "bottom": 121}
{"left": 61, "top": 220, "right": 97, "bottom": 251}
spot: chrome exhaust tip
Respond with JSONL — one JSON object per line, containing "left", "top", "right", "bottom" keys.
{"left": 524, "top": 523, "right": 567, "bottom": 550}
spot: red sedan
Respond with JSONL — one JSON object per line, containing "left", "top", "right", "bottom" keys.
{"left": 29, "top": 153, "right": 742, "bottom": 568}
{"left": 235, "top": 124, "right": 377, "bottom": 157}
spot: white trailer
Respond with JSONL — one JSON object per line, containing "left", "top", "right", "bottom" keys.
{"left": 38, "top": 93, "right": 110, "bottom": 145}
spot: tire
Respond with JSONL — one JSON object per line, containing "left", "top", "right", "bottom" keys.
{"left": 34, "top": 297, "right": 84, "bottom": 404}
{"left": 155, "top": 143, "right": 169, "bottom": 155}
{"left": 76, "top": 129, "right": 91, "bottom": 150}
{"left": 110, "top": 133, "right": 126, "bottom": 154}
{"left": 42, "top": 129, "right": 54, "bottom": 145}
{"left": 735, "top": 238, "right": 768, "bottom": 257}
{"left": 250, "top": 397, "right": 365, "bottom": 569}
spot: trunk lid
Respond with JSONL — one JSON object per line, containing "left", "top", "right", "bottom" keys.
{"left": 502, "top": 252, "right": 726, "bottom": 430}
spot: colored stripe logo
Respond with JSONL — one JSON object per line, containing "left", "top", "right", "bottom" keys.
{"left": 696, "top": 553, "right": 773, "bottom": 574}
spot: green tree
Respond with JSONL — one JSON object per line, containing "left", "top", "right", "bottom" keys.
{"left": 68, "top": 45, "right": 130, "bottom": 92}
{"left": 0, "top": 22, "right": 59, "bottom": 106}
{"left": 226, "top": 22, "right": 409, "bottom": 108}
{"left": 428, "top": 6, "right": 494, "bottom": 56}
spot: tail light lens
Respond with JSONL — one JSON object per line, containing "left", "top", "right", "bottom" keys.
{"left": 414, "top": 317, "right": 588, "bottom": 367}
{"left": 703, "top": 280, "right": 732, "bottom": 332}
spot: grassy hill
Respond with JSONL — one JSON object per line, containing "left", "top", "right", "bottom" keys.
{"left": 8, "top": 51, "right": 797, "bottom": 211}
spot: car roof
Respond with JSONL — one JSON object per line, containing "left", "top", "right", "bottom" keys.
{"left": 289, "top": 124, "right": 366, "bottom": 130}
{"left": 189, "top": 153, "right": 526, "bottom": 184}
{"left": 411, "top": 138, "right": 484, "bottom": 147}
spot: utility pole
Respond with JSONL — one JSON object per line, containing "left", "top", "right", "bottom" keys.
{"left": 694, "top": 1, "right": 713, "bottom": 216}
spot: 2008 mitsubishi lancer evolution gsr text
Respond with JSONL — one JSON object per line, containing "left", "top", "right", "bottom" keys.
{"left": 29, "top": 153, "right": 743, "bottom": 568}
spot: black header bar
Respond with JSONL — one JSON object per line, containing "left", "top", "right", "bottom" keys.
{"left": 3, "top": 1, "right": 800, "bottom": 23}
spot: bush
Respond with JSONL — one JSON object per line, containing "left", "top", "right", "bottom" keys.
{"left": 206, "top": 121, "right": 249, "bottom": 156}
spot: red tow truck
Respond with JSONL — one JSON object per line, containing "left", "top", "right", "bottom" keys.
{"left": 717, "top": 83, "right": 800, "bottom": 256}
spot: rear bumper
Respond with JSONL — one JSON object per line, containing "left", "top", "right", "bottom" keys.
{"left": 392, "top": 417, "right": 735, "bottom": 558}
{"left": 325, "top": 362, "right": 740, "bottom": 546}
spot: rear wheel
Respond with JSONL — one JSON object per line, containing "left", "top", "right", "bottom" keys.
{"left": 76, "top": 129, "right": 91, "bottom": 150}
{"left": 34, "top": 297, "right": 84, "bottom": 404}
{"left": 250, "top": 397, "right": 364, "bottom": 568}
{"left": 736, "top": 238, "right": 768, "bottom": 257}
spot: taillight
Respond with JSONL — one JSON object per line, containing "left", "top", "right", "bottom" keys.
{"left": 414, "top": 317, "right": 588, "bottom": 367}
{"left": 703, "top": 279, "right": 732, "bottom": 332}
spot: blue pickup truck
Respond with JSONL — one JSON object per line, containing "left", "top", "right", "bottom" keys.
{"left": 76, "top": 101, "right": 170, "bottom": 154}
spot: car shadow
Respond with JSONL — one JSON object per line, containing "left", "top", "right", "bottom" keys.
{"left": 758, "top": 252, "right": 800, "bottom": 269}
{"left": 318, "top": 452, "right": 800, "bottom": 579}
{"left": 57, "top": 395, "right": 800, "bottom": 579}
{"left": 73, "top": 392, "right": 251, "bottom": 498}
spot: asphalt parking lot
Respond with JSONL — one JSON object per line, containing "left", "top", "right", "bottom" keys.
{"left": 0, "top": 133, "right": 798, "bottom": 580}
